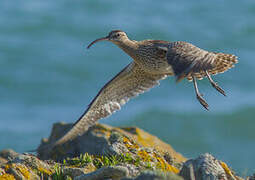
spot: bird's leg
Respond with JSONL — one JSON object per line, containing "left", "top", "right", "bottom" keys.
{"left": 205, "top": 71, "right": 226, "bottom": 96}
{"left": 192, "top": 75, "right": 209, "bottom": 110}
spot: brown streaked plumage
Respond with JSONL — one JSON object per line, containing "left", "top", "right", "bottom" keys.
{"left": 44, "top": 30, "right": 238, "bottom": 149}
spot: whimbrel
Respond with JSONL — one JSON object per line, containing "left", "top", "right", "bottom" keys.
{"left": 50, "top": 30, "right": 238, "bottom": 148}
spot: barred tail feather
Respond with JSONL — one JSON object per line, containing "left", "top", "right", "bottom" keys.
{"left": 187, "top": 53, "right": 238, "bottom": 81}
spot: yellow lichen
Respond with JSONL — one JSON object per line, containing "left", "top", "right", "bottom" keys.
{"left": 5, "top": 163, "right": 31, "bottom": 179}
{"left": 4, "top": 164, "right": 10, "bottom": 171}
{"left": 220, "top": 161, "right": 235, "bottom": 179}
{"left": 0, "top": 174, "right": 15, "bottom": 180}
{"left": 37, "top": 166, "right": 53, "bottom": 176}
{"left": 137, "top": 150, "right": 151, "bottom": 162}
{"left": 93, "top": 124, "right": 112, "bottom": 137}
{"left": 120, "top": 126, "right": 186, "bottom": 164}
{"left": 165, "top": 163, "right": 180, "bottom": 174}
{"left": 135, "top": 128, "right": 155, "bottom": 147}
{"left": 122, "top": 127, "right": 137, "bottom": 133}
{"left": 15, "top": 164, "right": 31, "bottom": 179}
{"left": 94, "top": 128, "right": 111, "bottom": 138}
{"left": 83, "top": 163, "right": 97, "bottom": 174}
{"left": 153, "top": 153, "right": 179, "bottom": 173}
{"left": 123, "top": 136, "right": 139, "bottom": 150}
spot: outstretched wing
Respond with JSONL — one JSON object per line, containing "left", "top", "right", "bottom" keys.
{"left": 166, "top": 41, "right": 238, "bottom": 81}
{"left": 53, "top": 62, "right": 167, "bottom": 147}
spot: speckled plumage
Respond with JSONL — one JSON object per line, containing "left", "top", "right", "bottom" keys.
{"left": 165, "top": 41, "right": 237, "bottom": 81}
{"left": 50, "top": 30, "right": 238, "bottom": 148}
{"left": 54, "top": 62, "right": 167, "bottom": 146}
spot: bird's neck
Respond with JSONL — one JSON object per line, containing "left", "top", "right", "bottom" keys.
{"left": 114, "top": 39, "right": 139, "bottom": 58}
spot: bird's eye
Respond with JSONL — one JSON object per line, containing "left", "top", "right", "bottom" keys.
{"left": 111, "top": 33, "right": 121, "bottom": 39}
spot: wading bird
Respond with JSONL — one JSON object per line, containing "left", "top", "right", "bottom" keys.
{"left": 46, "top": 30, "right": 238, "bottom": 149}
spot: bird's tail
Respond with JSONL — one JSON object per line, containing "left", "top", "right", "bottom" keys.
{"left": 209, "top": 53, "right": 238, "bottom": 75}
{"left": 187, "top": 53, "right": 238, "bottom": 81}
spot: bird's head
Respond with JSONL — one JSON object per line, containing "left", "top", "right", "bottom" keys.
{"left": 87, "top": 30, "right": 128, "bottom": 49}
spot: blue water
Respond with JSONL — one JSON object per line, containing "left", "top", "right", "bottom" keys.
{"left": 0, "top": 0, "right": 255, "bottom": 176}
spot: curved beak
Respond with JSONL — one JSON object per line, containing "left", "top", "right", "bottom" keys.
{"left": 87, "top": 36, "right": 109, "bottom": 49}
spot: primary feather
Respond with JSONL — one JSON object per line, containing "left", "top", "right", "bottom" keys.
{"left": 53, "top": 62, "right": 166, "bottom": 147}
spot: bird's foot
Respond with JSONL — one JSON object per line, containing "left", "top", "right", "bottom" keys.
{"left": 211, "top": 82, "right": 226, "bottom": 96}
{"left": 205, "top": 70, "right": 226, "bottom": 96}
{"left": 196, "top": 93, "right": 209, "bottom": 110}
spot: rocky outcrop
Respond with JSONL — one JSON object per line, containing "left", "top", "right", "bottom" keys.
{"left": 179, "top": 153, "right": 242, "bottom": 180}
{"left": 37, "top": 122, "right": 186, "bottom": 164}
{"left": 0, "top": 123, "right": 246, "bottom": 179}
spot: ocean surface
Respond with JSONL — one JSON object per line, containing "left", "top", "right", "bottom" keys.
{"left": 0, "top": 0, "right": 254, "bottom": 176}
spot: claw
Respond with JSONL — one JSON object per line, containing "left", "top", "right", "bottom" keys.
{"left": 196, "top": 93, "right": 209, "bottom": 110}
{"left": 205, "top": 71, "right": 226, "bottom": 96}
{"left": 211, "top": 82, "right": 226, "bottom": 96}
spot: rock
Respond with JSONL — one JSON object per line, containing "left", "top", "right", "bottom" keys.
{"left": 0, "top": 157, "right": 7, "bottom": 166}
{"left": 62, "top": 167, "right": 85, "bottom": 178}
{"left": 0, "top": 149, "right": 19, "bottom": 168}
{"left": 0, "top": 167, "right": 5, "bottom": 176}
{"left": 75, "top": 167, "right": 184, "bottom": 180}
{"left": 5, "top": 163, "right": 39, "bottom": 180}
{"left": 1, "top": 153, "right": 53, "bottom": 179}
{"left": 37, "top": 123, "right": 186, "bottom": 164}
{"left": 125, "top": 170, "right": 183, "bottom": 180}
{"left": 179, "top": 153, "right": 241, "bottom": 180}
{"left": 248, "top": 174, "right": 255, "bottom": 180}
{"left": 0, "top": 149, "right": 19, "bottom": 161}
{"left": 74, "top": 166, "right": 128, "bottom": 180}
{"left": 0, "top": 123, "right": 248, "bottom": 180}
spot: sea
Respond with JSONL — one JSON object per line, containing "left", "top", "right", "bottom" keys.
{"left": 0, "top": 0, "right": 254, "bottom": 176}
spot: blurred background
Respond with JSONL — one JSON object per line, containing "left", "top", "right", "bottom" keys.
{"left": 0, "top": 0, "right": 254, "bottom": 176}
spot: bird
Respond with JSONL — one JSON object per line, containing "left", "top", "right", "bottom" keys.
{"left": 46, "top": 30, "right": 238, "bottom": 149}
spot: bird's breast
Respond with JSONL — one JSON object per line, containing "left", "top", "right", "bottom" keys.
{"left": 133, "top": 47, "right": 174, "bottom": 75}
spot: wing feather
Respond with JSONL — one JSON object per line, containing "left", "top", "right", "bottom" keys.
{"left": 53, "top": 62, "right": 167, "bottom": 147}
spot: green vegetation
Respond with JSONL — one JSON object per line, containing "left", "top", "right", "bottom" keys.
{"left": 63, "top": 153, "right": 92, "bottom": 167}
{"left": 52, "top": 164, "right": 66, "bottom": 180}
{"left": 62, "top": 152, "right": 141, "bottom": 169}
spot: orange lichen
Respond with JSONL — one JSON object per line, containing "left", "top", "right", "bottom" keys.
{"left": 0, "top": 174, "right": 15, "bottom": 180}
